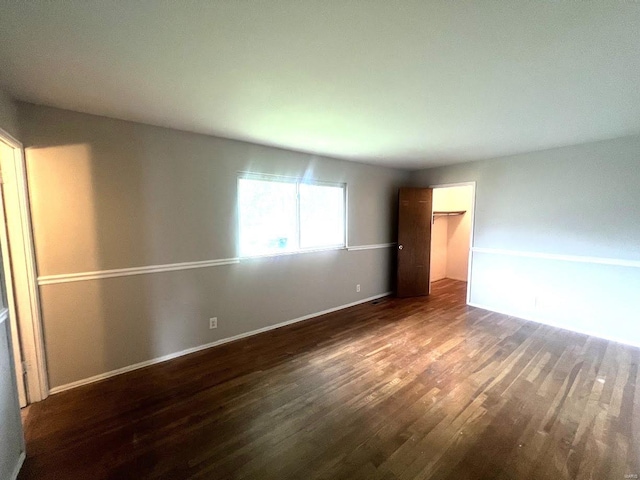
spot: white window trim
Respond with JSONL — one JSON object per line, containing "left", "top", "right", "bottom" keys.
{"left": 237, "top": 173, "right": 348, "bottom": 259}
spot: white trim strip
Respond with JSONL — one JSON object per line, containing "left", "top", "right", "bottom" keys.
{"left": 0, "top": 308, "right": 8, "bottom": 325}
{"left": 11, "top": 451, "right": 26, "bottom": 480}
{"left": 0, "top": 126, "right": 22, "bottom": 149}
{"left": 347, "top": 242, "right": 396, "bottom": 251}
{"left": 471, "top": 247, "right": 640, "bottom": 269}
{"left": 38, "top": 257, "right": 241, "bottom": 285}
{"left": 468, "top": 302, "right": 640, "bottom": 349}
{"left": 38, "top": 245, "right": 395, "bottom": 285}
{"left": 49, "top": 291, "right": 393, "bottom": 394}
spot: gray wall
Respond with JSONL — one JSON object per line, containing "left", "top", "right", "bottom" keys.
{"left": 414, "top": 135, "right": 640, "bottom": 346}
{"left": 0, "top": 91, "right": 25, "bottom": 480}
{"left": 18, "top": 103, "right": 409, "bottom": 389}
{"left": 0, "top": 89, "right": 19, "bottom": 139}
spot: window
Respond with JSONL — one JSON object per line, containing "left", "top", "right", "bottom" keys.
{"left": 238, "top": 175, "right": 346, "bottom": 257}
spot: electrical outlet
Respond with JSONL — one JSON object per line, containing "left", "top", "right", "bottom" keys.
{"left": 356, "top": 284, "right": 361, "bottom": 293}
{"left": 209, "top": 317, "right": 218, "bottom": 329}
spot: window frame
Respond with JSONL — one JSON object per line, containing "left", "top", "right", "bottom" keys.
{"left": 237, "top": 173, "right": 348, "bottom": 259}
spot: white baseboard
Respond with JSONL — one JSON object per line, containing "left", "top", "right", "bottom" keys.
{"left": 49, "top": 292, "right": 393, "bottom": 395}
{"left": 11, "top": 451, "right": 25, "bottom": 480}
{"left": 446, "top": 275, "right": 468, "bottom": 282}
{"left": 468, "top": 302, "right": 640, "bottom": 349}
{"left": 431, "top": 275, "right": 467, "bottom": 282}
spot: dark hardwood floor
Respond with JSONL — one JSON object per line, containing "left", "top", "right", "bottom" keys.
{"left": 19, "top": 279, "right": 640, "bottom": 480}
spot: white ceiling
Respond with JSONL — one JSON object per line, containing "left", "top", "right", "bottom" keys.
{"left": 1, "top": 1, "right": 639, "bottom": 169}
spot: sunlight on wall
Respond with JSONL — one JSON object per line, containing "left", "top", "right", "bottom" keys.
{"left": 470, "top": 252, "right": 640, "bottom": 347}
{"left": 25, "top": 144, "right": 111, "bottom": 385}
{"left": 26, "top": 144, "right": 100, "bottom": 274}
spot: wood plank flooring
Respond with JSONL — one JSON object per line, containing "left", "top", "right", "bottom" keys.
{"left": 18, "top": 279, "right": 640, "bottom": 479}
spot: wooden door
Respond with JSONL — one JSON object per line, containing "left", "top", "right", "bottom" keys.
{"left": 396, "top": 188, "right": 432, "bottom": 298}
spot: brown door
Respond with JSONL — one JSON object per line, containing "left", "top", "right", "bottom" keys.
{"left": 396, "top": 188, "right": 432, "bottom": 297}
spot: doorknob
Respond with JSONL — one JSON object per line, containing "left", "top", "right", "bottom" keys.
{"left": 398, "top": 245, "right": 403, "bottom": 250}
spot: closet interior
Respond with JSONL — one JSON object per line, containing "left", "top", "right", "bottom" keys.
{"left": 430, "top": 185, "right": 474, "bottom": 283}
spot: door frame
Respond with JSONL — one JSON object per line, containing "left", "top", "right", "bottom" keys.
{"left": 428, "top": 181, "right": 477, "bottom": 305}
{"left": 0, "top": 126, "right": 48, "bottom": 403}
{"left": 0, "top": 167, "right": 27, "bottom": 406}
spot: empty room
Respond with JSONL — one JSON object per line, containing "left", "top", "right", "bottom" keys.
{"left": 1, "top": 1, "right": 639, "bottom": 479}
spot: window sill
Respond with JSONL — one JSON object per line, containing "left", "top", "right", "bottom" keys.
{"left": 239, "top": 245, "right": 346, "bottom": 261}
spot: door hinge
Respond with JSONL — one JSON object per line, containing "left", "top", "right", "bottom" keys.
{"left": 21, "top": 360, "right": 28, "bottom": 375}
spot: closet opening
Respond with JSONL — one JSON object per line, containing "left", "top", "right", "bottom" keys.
{"left": 429, "top": 183, "right": 475, "bottom": 301}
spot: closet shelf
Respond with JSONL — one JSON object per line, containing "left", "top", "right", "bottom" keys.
{"left": 433, "top": 210, "right": 466, "bottom": 217}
